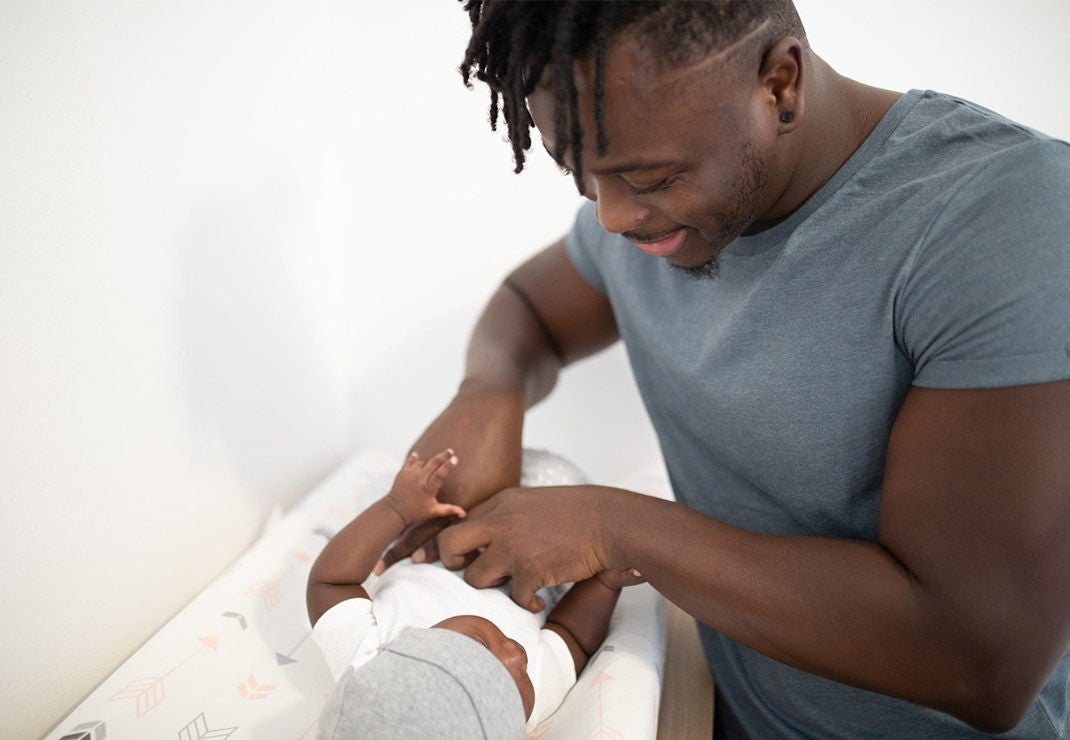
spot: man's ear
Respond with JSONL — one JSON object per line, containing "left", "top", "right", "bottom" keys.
{"left": 759, "top": 36, "right": 804, "bottom": 131}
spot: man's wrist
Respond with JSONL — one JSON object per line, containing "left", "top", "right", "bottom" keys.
{"left": 457, "top": 376, "right": 528, "bottom": 402}
{"left": 591, "top": 486, "right": 629, "bottom": 570}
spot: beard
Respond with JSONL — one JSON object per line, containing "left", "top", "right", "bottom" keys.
{"left": 669, "top": 141, "right": 769, "bottom": 281}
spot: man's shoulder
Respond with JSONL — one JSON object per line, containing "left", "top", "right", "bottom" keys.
{"left": 852, "top": 91, "right": 1070, "bottom": 233}
{"left": 896, "top": 90, "right": 1070, "bottom": 176}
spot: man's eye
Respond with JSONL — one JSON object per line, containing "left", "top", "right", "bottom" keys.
{"left": 625, "top": 178, "right": 673, "bottom": 195}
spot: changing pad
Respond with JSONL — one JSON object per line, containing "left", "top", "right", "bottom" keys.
{"left": 46, "top": 448, "right": 666, "bottom": 739}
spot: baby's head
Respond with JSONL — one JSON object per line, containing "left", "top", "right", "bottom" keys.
{"left": 433, "top": 614, "right": 535, "bottom": 718}
{"left": 317, "top": 617, "right": 531, "bottom": 739}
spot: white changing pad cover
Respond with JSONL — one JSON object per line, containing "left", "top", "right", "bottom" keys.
{"left": 47, "top": 448, "right": 666, "bottom": 740}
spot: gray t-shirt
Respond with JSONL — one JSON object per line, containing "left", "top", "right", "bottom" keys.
{"left": 567, "top": 89, "right": 1070, "bottom": 738}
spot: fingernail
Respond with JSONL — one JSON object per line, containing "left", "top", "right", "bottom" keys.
{"left": 632, "top": 568, "right": 642, "bottom": 577}
{"left": 373, "top": 560, "right": 385, "bottom": 575}
{"left": 412, "top": 549, "right": 426, "bottom": 563}
{"left": 449, "top": 456, "right": 458, "bottom": 465}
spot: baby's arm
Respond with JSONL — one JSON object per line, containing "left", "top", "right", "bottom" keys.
{"left": 543, "top": 568, "right": 645, "bottom": 673}
{"left": 306, "top": 449, "right": 463, "bottom": 626}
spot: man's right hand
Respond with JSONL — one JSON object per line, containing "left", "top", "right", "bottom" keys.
{"left": 378, "top": 385, "right": 525, "bottom": 570}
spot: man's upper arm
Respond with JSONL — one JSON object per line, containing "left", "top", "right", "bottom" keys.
{"left": 879, "top": 380, "right": 1070, "bottom": 717}
{"left": 506, "top": 238, "right": 619, "bottom": 364}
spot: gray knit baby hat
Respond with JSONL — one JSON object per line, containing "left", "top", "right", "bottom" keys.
{"left": 316, "top": 627, "right": 526, "bottom": 739}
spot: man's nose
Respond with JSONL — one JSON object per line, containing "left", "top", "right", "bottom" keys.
{"left": 590, "top": 179, "right": 649, "bottom": 235}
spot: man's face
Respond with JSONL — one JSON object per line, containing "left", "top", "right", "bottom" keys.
{"left": 527, "top": 31, "right": 784, "bottom": 276}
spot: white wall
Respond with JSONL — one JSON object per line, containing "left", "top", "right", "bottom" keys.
{"left": 1, "top": 2, "right": 1067, "bottom": 737}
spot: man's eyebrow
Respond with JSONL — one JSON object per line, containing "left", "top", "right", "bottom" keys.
{"left": 540, "top": 141, "right": 677, "bottom": 176}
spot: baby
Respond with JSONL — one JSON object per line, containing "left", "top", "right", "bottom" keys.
{"left": 307, "top": 449, "right": 642, "bottom": 738}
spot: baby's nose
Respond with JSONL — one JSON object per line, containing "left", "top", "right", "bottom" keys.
{"left": 510, "top": 638, "right": 528, "bottom": 665}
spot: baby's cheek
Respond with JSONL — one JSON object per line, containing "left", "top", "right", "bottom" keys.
{"left": 519, "top": 674, "right": 536, "bottom": 719}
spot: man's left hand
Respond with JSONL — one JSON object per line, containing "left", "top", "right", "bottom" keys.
{"left": 437, "top": 484, "right": 620, "bottom": 611}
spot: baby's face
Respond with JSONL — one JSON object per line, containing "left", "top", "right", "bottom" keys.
{"left": 433, "top": 614, "right": 536, "bottom": 719}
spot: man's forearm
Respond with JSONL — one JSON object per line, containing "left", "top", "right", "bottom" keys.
{"left": 598, "top": 491, "right": 1054, "bottom": 733}
{"left": 460, "top": 282, "right": 564, "bottom": 407}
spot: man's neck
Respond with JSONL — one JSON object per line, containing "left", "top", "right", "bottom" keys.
{"left": 760, "top": 54, "right": 901, "bottom": 228}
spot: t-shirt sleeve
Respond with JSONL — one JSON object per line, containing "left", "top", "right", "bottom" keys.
{"left": 899, "top": 140, "right": 1070, "bottom": 388}
{"left": 565, "top": 200, "right": 609, "bottom": 295}
{"left": 310, "top": 598, "right": 381, "bottom": 682}
{"left": 528, "top": 628, "right": 578, "bottom": 726}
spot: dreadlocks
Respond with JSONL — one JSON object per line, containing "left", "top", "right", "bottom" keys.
{"left": 459, "top": 1, "right": 804, "bottom": 191}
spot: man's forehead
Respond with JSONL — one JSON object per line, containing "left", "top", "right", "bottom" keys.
{"left": 539, "top": 139, "right": 679, "bottom": 177}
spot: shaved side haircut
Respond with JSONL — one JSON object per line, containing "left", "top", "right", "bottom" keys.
{"left": 459, "top": 0, "right": 804, "bottom": 189}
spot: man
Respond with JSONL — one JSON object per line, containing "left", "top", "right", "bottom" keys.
{"left": 384, "top": 2, "right": 1070, "bottom": 736}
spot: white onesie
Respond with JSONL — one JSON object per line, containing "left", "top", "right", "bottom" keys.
{"left": 313, "top": 449, "right": 591, "bottom": 728}
{"left": 312, "top": 559, "right": 576, "bottom": 727}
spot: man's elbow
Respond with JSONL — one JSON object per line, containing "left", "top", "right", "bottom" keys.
{"left": 955, "top": 697, "right": 1031, "bottom": 734}
{"left": 949, "top": 659, "right": 1048, "bottom": 734}
{"left": 956, "top": 702, "right": 1028, "bottom": 735}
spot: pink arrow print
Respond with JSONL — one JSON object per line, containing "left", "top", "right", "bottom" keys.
{"left": 244, "top": 552, "right": 310, "bottom": 613}
{"left": 106, "top": 636, "right": 218, "bottom": 718}
{"left": 584, "top": 672, "right": 623, "bottom": 740}
{"left": 244, "top": 581, "right": 282, "bottom": 612}
{"left": 237, "top": 674, "right": 278, "bottom": 701}
{"left": 290, "top": 715, "right": 320, "bottom": 740}
{"left": 526, "top": 718, "right": 554, "bottom": 738}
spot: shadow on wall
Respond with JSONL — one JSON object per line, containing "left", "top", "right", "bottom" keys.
{"left": 175, "top": 182, "right": 348, "bottom": 505}
{"left": 346, "top": 303, "right": 477, "bottom": 459}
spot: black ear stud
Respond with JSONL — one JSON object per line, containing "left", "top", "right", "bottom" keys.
{"left": 779, "top": 110, "right": 795, "bottom": 124}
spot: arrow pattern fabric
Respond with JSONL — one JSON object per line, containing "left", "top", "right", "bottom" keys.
{"left": 44, "top": 448, "right": 667, "bottom": 739}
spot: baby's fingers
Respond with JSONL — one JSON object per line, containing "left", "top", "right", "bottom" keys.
{"left": 422, "top": 450, "right": 458, "bottom": 492}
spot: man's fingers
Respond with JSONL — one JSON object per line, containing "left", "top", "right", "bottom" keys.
{"left": 438, "top": 525, "right": 491, "bottom": 570}
{"left": 509, "top": 577, "right": 546, "bottom": 613}
{"left": 460, "top": 546, "right": 511, "bottom": 588}
{"left": 436, "top": 501, "right": 497, "bottom": 569}
{"left": 413, "top": 536, "right": 437, "bottom": 564}
{"left": 380, "top": 517, "right": 449, "bottom": 569}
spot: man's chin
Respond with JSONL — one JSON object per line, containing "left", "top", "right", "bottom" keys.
{"left": 667, "top": 257, "right": 719, "bottom": 280}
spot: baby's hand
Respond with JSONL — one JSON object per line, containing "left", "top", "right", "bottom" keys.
{"left": 595, "top": 567, "right": 646, "bottom": 591}
{"left": 384, "top": 450, "right": 466, "bottom": 526}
